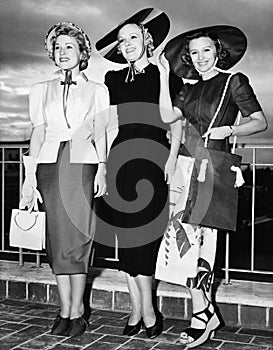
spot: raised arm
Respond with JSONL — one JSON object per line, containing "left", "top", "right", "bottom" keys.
{"left": 157, "top": 53, "right": 182, "bottom": 123}
{"left": 165, "top": 119, "right": 183, "bottom": 183}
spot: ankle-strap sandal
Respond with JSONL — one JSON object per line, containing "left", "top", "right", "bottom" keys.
{"left": 180, "top": 301, "right": 220, "bottom": 348}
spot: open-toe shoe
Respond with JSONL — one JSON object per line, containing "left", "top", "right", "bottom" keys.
{"left": 180, "top": 301, "right": 220, "bottom": 348}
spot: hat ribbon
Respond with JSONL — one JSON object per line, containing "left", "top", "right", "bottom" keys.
{"left": 124, "top": 25, "right": 146, "bottom": 83}
{"left": 60, "top": 70, "right": 76, "bottom": 128}
{"left": 125, "top": 61, "right": 145, "bottom": 83}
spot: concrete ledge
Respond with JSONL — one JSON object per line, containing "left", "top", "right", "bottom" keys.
{"left": 0, "top": 260, "right": 272, "bottom": 329}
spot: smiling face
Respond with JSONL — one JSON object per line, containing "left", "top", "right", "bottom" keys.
{"left": 117, "top": 23, "right": 146, "bottom": 62}
{"left": 189, "top": 36, "right": 217, "bottom": 74}
{"left": 54, "top": 34, "right": 81, "bottom": 71}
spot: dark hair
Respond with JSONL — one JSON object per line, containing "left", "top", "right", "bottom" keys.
{"left": 181, "top": 31, "right": 231, "bottom": 69}
{"left": 50, "top": 24, "right": 90, "bottom": 71}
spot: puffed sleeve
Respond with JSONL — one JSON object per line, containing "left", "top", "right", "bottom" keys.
{"left": 93, "top": 83, "right": 110, "bottom": 128}
{"left": 230, "top": 73, "right": 262, "bottom": 117}
{"left": 105, "top": 70, "right": 117, "bottom": 105}
{"left": 28, "top": 82, "right": 46, "bottom": 127}
{"left": 173, "top": 84, "right": 189, "bottom": 114}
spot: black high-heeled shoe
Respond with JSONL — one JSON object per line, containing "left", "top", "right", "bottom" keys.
{"left": 62, "top": 316, "right": 88, "bottom": 337}
{"left": 123, "top": 318, "right": 143, "bottom": 336}
{"left": 51, "top": 315, "right": 70, "bottom": 335}
{"left": 145, "top": 312, "right": 163, "bottom": 339}
{"left": 180, "top": 301, "right": 220, "bottom": 348}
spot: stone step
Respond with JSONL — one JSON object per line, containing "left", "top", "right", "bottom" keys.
{"left": 0, "top": 260, "right": 272, "bottom": 329}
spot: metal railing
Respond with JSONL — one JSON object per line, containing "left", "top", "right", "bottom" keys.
{"left": 223, "top": 144, "right": 273, "bottom": 283}
{"left": 1, "top": 143, "right": 273, "bottom": 283}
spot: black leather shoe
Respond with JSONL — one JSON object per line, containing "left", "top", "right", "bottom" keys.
{"left": 64, "top": 316, "right": 88, "bottom": 337}
{"left": 145, "top": 312, "right": 163, "bottom": 339}
{"left": 123, "top": 318, "right": 143, "bottom": 336}
{"left": 51, "top": 315, "right": 70, "bottom": 335}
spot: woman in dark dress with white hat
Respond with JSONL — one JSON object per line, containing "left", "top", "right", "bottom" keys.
{"left": 95, "top": 8, "right": 182, "bottom": 338}
{"left": 156, "top": 25, "right": 267, "bottom": 347}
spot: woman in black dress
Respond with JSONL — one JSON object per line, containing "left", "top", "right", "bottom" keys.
{"left": 156, "top": 25, "right": 267, "bottom": 347}
{"left": 95, "top": 8, "right": 182, "bottom": 338}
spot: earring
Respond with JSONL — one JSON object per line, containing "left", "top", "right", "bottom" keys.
{"left": 147, "top": 43, "right": 154, "bottom": 58}
{"left": 117, "top": 46, "right": 121, "bottom": 55}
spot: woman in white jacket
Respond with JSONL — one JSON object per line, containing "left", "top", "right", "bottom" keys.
{"left": 19, "top": 22, "right": 109, "bottom": 337}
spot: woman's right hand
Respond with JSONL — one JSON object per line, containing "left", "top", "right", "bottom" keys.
{"left": 94, "top": 163, "right": 107, "bottom": 198}
{"left": 157, "top": 52, "right": 170, "bottom": 77}
{"left": 19, "top": 178, "right": 43, "bottom": 212}
{"left": 164, "top": 154, "right": 177, "bottom": 185}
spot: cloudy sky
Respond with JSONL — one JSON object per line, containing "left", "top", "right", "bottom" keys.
{"left": 0, "top": 0, "right": 272, "bottom": 144}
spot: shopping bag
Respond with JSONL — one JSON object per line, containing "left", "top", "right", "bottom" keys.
{"left": 178, "top": 73, "right": 243, "bottom": 231}
{"left": 181, "top": 147, "right": 242, "bottom": 231}
{"left": 9, "top": 209, "right": 46, "bottom": 250}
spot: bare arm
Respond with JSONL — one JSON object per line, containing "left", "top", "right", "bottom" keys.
{"left": 157, "top": 53, "right": 182, "bottom": 123}
{"left": 165, "top": 119, "right": 183, "bottom": 183}
{"left": 93, "top": 84, "right": 110, "bottom": 197}
{"left": 231, "top": 111, "right": 267, "bottom": 136}
{"left": 169, "top": 119, "right": 183, "bottom": 158}
{"left": 203, "top": 110, "right": 267, "bottom": 140}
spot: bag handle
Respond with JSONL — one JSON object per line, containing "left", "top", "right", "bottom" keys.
{"left": 14, "top": 211, "right": 39, "bottom": 231}
{"left": 231, "top": 112, "right": 241, "bottom": 154}
{"left": 204, "top": 73, "right": 236, "bottom": 148}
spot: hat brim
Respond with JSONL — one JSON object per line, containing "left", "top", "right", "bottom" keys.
{"left": 95, "top": 8, "right": 170, "bottom": 63}
{"left": 45, "top": 22, "right": 92, "bottom": 60}
{"left": 164, "top": 25, "right": 247, "bottom": 79}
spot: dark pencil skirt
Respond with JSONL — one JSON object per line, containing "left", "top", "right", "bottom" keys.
{"left": 37, "top": 142, "right": 97, "bottom": 275}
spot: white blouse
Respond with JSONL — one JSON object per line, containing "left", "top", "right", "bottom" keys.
{"left": 29, "top": 72, "right": 110, "bottom": 163}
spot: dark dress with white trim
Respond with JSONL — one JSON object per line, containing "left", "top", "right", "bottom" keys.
{"left": 156, "top": 72, "right": 262, "bottom": 289}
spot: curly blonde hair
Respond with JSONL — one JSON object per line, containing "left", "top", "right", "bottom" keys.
{"left": 49, "top": 24, "right": 91, "bottom": 71}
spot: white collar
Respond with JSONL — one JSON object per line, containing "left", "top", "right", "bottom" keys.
{"left": 54, "top": 70, "right": 88, "bottom": 85}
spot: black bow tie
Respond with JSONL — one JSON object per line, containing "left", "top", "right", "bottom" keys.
{"left": 125, "top": 62, "right": 145, "bottom": 83}
{"left": 60, "top": 70, "right": 76, "bottom": 129}
{"left": 60, "top": 70, "right": 77, "bottom": 86}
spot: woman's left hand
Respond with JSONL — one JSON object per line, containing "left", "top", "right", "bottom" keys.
{"left": 164, "top": 154, "right": 177, "bottom": 184}
{"left": 157, "top": 52, "right": 170, "bottom": 77}
{"left": 203, "top": 126, "right": 233, "bottom": 140}
{"left": 94, "top": 164, "right": 107, "bottom": 198}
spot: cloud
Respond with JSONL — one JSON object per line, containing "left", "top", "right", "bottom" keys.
{"left": 0, "top": 113, "right": 31, "bottom": 141}
{"left": 20, "top": 0, "right": 102, "bottom": 17}
{"left": 0, "top": 0, "right": 272, "bottom": 143}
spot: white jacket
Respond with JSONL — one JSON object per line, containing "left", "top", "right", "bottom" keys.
{"left": 29, "top": 72, "right": 109, "bottom": 163}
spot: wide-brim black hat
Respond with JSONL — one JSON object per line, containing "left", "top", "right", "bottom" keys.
{"left": 164, "top": 25, "right": 247, "bottom": 79}
{"left": 95, "top": 8, "right": 170, "bottom": 63}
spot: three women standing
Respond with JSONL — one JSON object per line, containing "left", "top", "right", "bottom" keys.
{"left": 156, "top": 25, "right": 267, "bottom": 348}
{"left": 20, "top": 22, "right": 109, "bottom": 337}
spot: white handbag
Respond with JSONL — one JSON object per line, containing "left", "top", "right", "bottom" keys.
{"left": 9, "top": 209, "right": 46, "bottom": 251}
